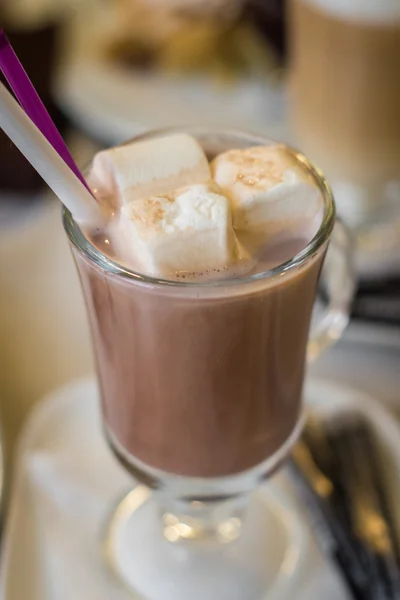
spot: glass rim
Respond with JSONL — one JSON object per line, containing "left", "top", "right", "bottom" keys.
{"left": 63, "top": 126, "right": 335, "bottom": 289}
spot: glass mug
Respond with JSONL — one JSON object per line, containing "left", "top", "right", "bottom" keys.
{"left": 288, "top": 0, "right": 400, "bottom": 237}
{"left": 64, "top": 128, "right": 354, "bottom": 600}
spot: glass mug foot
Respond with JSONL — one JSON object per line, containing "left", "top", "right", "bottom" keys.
{"left": 104, "top": 483, "right": 308, "bottom": 600}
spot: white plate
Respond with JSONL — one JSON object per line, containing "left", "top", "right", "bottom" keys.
{"left": 54, "top": 3, "right": 286, "bottom": 145}
{"left": 2, "top": 376, "right": 400, "bottom": 599}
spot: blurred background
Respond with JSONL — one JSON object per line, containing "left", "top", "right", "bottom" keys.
{"left": 0, "top": 0, "right": 400, "bottom": 504}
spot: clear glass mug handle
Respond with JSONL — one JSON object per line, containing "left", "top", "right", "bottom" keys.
{"left": 308, "top": 220, "right": 356, "bottom": 362}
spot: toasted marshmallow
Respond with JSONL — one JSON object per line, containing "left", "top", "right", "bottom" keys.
{"left": 211, "top": 145, "right": 321, "bottom": 235}
{"left": 115, "top": 183, "right": 236, "bottom": 277}
{"left": 89, "top": 133, "right": 210, "bottom": 211}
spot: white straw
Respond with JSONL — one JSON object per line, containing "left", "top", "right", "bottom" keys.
{"left": 0, "top": 81, "right": 104, "bottom": 225}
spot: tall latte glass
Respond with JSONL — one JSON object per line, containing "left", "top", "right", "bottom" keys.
{"left": 64, "top": 127, "right": 354, "bottom": 600}
{"left": 289, "top": 0, "right": 400, "bottom": 229}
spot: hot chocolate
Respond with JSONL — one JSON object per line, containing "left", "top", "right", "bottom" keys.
{"left": 72, "top": 131, "right": 325, "bottom": 478}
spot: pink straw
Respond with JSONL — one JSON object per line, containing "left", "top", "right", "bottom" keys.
{"left": 0, "top": 28, "right": 92, "bottom": 193}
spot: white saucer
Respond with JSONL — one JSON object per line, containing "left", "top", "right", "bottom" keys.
{"left": 54, "top": 4, "right": 286, "bottom": 145}
{"left": 2, "top": 376, "right": 399, "bottom": 599}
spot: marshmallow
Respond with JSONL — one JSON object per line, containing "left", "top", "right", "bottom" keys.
{"left": 116, "top": 183, "right": 236, "bottom": 277}
{"left": 211, "top": 145, "right": 321, "bottom": 235}
{"left": 89, "top": 133, "right": 210, "bottom": 211}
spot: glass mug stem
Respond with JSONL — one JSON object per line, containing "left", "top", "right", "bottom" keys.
{"left": 158, "top": 493, "right": 247, "bottom": 544}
